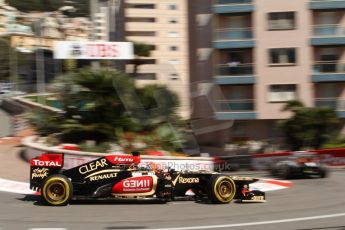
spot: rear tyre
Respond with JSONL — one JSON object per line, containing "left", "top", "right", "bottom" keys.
{"left": 319, "top": 167, "right": 328, "bottom": 178}
{"left": 41, "top": 174, "right": 73, "bottom": 206}
{"left": 279, "top": 165, "right": 291, "bottom": 179}
{"left": 270, "top": 166, "right": 277, "bottom": 177}
{"left": 208, "top": 175, "right": 236, "bottom": 204}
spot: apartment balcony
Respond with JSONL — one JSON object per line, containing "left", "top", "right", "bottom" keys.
{"left": 214, "top": 63, "right": 255, "bottom": 84}
{"left": 312, "top": 61, "right": 345, "bottom": 82}
{"left": 310, "top": 0, "right": 345, "bottom": 10}
{"left": 214, "top": 28, "right": 255, "bottom": 49}
{"left": 311, "top": 25, "right": 345, "bottom": 45}
{"left": 315, "top": 98, "right": 345, "bottom": 117}
{"left": 213, "top": 0, "right": 254, "bottom": 14}
{"left": 215, "top": 99, "right": 257, "bottom": 120}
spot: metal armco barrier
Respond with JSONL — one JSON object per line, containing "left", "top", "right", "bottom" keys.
{"left": 214, "top": 155, "right": 252, "bottom": 172}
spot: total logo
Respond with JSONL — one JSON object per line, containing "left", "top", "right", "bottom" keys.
{"left": 30, "top": 154, "right": 63, "bottom": 168}
{"left": 31, "top": 159, "right": 62, "bottom": 167}
{"left": 112, "top": 176, "right": 153, "bottom": 194}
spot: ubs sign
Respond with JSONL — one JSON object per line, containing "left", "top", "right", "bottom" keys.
{"left": 53, "top": 41, "right": 134, "bottom": 60}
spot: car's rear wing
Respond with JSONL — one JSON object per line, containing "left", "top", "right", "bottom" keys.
{"left": 30, "top": 153, "right": 64, "bottom": 191}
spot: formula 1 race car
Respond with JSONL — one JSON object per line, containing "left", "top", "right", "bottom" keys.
{"left": 270, "top": 151, "right": 328, "bottom": 179}
{"left": 30, "top": 152, "right": 265, "bottom": 206}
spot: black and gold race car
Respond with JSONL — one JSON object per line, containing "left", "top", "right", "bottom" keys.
{"left": 30, "top": 152, "right": 265, "bottom": 206}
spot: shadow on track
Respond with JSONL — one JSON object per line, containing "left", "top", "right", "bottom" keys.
{"left": 17, "top": 194, "right": 169, "bottom": 206}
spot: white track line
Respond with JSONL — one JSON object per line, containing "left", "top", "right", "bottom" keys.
{"left": 143, "top": 212, "right": 345, "bottom": 230}
{"left": 29, "top": 228, "right": 66, "bottom": 230}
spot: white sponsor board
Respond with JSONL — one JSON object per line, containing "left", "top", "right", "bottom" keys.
{"left": 140, "top": 158, "right": 213, "bottom": 171}
{"left": 62, "top": 154, "right": 214, "bottom": 172}
{"left": 53, "top": 41, "right": 134, "bottom": 60}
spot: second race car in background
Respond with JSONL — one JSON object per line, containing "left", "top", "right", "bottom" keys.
{"left": 270, "top": 151, "right": 328, "bottom": 179}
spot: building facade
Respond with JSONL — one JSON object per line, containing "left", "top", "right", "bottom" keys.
{"left": 90, "top": 0, "right": 125, "bottom": 42}
{"left": 191, "top": 0, "right": 345, "bottom": 151}
{"left": 124, "top": 0, "right": 191, "bottom": 118}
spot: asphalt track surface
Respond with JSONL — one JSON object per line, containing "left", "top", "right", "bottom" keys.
{"left": 0, "top": 170, "right": 344, "bottom": 230}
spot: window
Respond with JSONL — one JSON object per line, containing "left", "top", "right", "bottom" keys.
{"left": 168, "top": 4, "right": 177, "bottom": 10}
{"left": 136, "top": 73, "right": 156, "bottom": 80}
{"left": 126, "top": 31, "right": 155, "bottom": 36}
{"left": 269, "top": 48, "right": 296, "bottom": 65}
{"left": 268, "top": 84, "right": 297, "bottom": 102}
{"left": 169, "top": 46, "right": 178, "bottom": 51}
{"left": 168, "top": 59, "right": 180, "bottom": 65}
{"left": 168, "top": 31, "right": 179, "bottom": 37}
{"left": 126, "top": 3, "right": 155, "bottom": 9}
{"left": 126, "top": 17, "right": 155, "bottom": 23}
{"left": 168, "top": 18, "right": 178, "bottom": 24}
{"left": 169, "top": 73, "right": 179, "bottom": 80}
{"left": 268, "top": 12, "right": 295, "bottom": 30}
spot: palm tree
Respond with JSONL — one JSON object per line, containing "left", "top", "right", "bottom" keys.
{"left": 51, "top": 67, "right": 137, "bottom": 143}
{"left": 29, "top": 67, "right": 181, "bottom": 144}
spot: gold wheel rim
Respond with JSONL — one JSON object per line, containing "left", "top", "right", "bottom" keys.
{"left": 214, "top": 176, "right": 236, "bottom": 203}
{"left": 217, "top": 180, "right": 233, "bottom": 200}
{"left": 45, "top": 181, "right": 67, "bottom": 203}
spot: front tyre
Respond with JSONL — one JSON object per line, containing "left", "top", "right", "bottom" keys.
{"left": 208, "top": 175, "right": 236, "bottom": 204}
{"left": 41, "top": 175, "right": 73, "bottom": 206}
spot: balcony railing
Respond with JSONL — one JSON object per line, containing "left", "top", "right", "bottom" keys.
{"left": 215, "top": 0, "right": 252, "bottom": 4}
{"left": 216, "top": 63, "right": 254, "bottom": 76}
{"left": 215, "top": 28, "right": 253, "bottom": 41}
{"left": 312, "top": 24, "right": 345, "bottom": 36}
{"left": 215, "top": 99, "right": 255, "bottom": 111}
{"left": 313, "top": 61, "right": 345, "bottom": 74}
{"left": 315, "top": 98, "right": 345, "bottom": 111}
